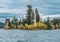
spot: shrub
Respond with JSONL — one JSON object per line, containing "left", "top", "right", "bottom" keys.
{"left": 39, "top": 23, "right": 48, "bottom": 29}
{"left": 17, "top": 24, "right": 23, "bottom": 29}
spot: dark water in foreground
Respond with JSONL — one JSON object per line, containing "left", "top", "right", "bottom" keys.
{"left": 0, "top": 29, "right": 60, "bottom": 42}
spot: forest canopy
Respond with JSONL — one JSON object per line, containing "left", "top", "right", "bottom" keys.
{"left": 3, "top": 5, "right": 60, "bottom": 30}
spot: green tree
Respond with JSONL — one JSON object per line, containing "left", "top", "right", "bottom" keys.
{"left": 44, "top": 17, "right": 52, "bottom": 29}
{"left": 26, "top": 5, "right": 33, "bottom": 25}
{"left": 35, "top": 8, "right": 40, "bottom": 22}
{"left": 5, "top": 18, "right": 10, "bottom": 26}
{"left": 51, "top": 18, "right": 60, "bottom": 28}
{"left": 4, "top": 18, "right": 11, "bottom": 29}
{"left": 22, "top": 17, "right": 27, "bottom": 25}
{"left": 12, "top": 16, "right": 18, "bottom": 28}
{"left": 19, "top": 19, "right": 22, "bottom": 25}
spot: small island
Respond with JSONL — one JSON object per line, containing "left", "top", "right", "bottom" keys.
{"left": 4, "top": 5, "right": 60, "bottom": 30}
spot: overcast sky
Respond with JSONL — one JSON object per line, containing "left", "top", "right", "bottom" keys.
{"left": 0, "top": 0, "right": 60, "bottom": 22}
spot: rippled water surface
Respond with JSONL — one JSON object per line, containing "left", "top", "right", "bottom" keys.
{"left": 0, "top": 29, "right": 60, "bottom": 42}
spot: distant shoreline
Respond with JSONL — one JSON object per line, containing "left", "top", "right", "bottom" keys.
{"left": 3, "top": 28, "right": 56, "bottom": 30}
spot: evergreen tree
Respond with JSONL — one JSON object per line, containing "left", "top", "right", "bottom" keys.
{"left": 26, "top": 5, "right": 33, "bottom": 25}
{"left": 8, "top": 18, "right": 11, "bottom": 26}
{"left": 35, "top": 8, "right": 40, "bottom": 22}
{"left": 12, "top": 16, "right": 18, "bottom": 28}
{"left": 22, "top": 17, "right": 26, "bottom": 25}
{"left": 5, "top": 18, "right": 10, "bottom": 26}
{"left": 44, "top": 17, "right": 52, "bottom": 29}
{"left": 4, "top": 18, "right": 10, "bottom": 29}
{"left": 32, "top": 10, "right": 35, "bottom": 24}
{"left": 19, "top": 19, "right": 22, "bottom": 24}
{"left": 52, "top": 18, "right": 60, "bottom": 28}
{"left": 5, "top": 18, "right": 8, "bottom": 24}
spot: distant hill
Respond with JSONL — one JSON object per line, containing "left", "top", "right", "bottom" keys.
{"left": 0, "top": 22, "right": 4, "bottom": 28}
{"left": 0, "top": 13, "right": 25, "bottom": 23}
{"left": 0, "top": 13, "right": 24, "bottom": 18}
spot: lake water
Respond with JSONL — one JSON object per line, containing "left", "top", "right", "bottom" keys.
{"left": 0, "top": 29, "right": 60, "bottom": 42}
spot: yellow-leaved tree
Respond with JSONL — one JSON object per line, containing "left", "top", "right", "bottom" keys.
{"left": 13, "top": 25, "right": 16, "bottom": 29}
{"left": 17, "top": 24, "right": 23, "bottom": 29}
{"left": 33, "top": 21, "right": 38, "bottom": 28}
{"left": 39, "top": 22, "right": 48, "bottom": 29}
{"left": 4, "top": 21, "right": 10, "bottom": 29}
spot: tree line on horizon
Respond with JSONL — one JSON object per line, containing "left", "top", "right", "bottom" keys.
{"left": 4, "top": 5, "right": 60, "bottom": 30}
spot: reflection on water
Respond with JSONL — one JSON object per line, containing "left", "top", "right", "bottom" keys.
{"left": 0, "top": 29, "right": 60, "bottom": 42}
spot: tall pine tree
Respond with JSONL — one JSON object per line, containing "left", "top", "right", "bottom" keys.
{"left": 35, "top": 8, "right": 40, "bottom": 22}
{"left": 26, "top": 5, "right": 33, "bottom": 25}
